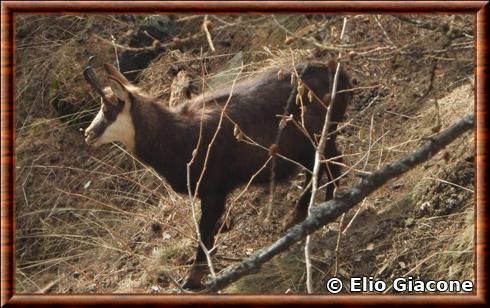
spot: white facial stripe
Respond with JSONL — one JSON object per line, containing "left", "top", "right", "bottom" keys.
{"left": 86, "top": 102, "right": 135, "bottom": 151}
{"left": 85, "top": 107, "right": 104, "bottom": 135}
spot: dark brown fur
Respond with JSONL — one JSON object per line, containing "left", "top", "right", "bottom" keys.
{"left": 121, "top": 62, "right": 351, "bottom": 289}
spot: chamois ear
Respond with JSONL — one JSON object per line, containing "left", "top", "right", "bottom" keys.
{"left": 103, "top": 63, "right": 130, "bottom": 86}
{"left": 108, "top": 77, "right": 130, "bottom": 102}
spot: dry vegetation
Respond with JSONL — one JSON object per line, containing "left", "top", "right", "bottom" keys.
{"left": 15, "top": 14, "right": 475, "bottom": 294}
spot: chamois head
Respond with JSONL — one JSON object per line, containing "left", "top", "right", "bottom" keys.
{"left": 84, "top": 62, "right": 136, "bottom": 151}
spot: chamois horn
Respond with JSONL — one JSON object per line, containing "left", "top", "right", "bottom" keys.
{"left": 83, "top": 56, "right": 107, "bottom": 98}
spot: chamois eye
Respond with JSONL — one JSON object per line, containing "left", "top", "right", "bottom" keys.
{"left": 102, "top": 105, "right": 115, "bottom": 119}
{"left": 116, "top": 99, "right": 125, "bottom": 108}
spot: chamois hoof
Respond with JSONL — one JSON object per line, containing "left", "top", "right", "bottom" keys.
{"left": 282, "top": 210, "right": 307, "bottom": 232}
{"left": 181, "top": 278, "right": 204, "bottom": 291}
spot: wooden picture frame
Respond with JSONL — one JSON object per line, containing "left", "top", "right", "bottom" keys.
{"left": 1, "top": 1, "right": 487, "bottom": 306}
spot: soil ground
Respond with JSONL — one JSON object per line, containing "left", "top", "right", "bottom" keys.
{"left": 15, "top": 14, "right": 475, "bottom": 294}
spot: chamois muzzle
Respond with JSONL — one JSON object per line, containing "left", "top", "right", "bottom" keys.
{"left": 84, "top": 129, "right": 97, "bottom": 145}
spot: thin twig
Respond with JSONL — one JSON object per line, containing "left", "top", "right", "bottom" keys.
{"left": 216, "top": 155, "right": 274, "bottom": 237}
{"left": 265, "top": 50, "right": 308, "bottom": 221}
{"left": 305, "top": 17, "right": 348, "bottom": 293}
{"left": 333, "top": 209, "right": 343, "bottom": 277}
{"left": 374, "top": 15, "right": 398, "bottom": 49}
{"left": 186, "top": 58, "right": 244, "bottom": 282}
{"left": 272, "top": 16, "right": 352, "bottom": 52}
{"left": 185, "top": 51, "right": 214, "bottom": 282}
{"left": 341, "top": 113, "right": 376, "bottom": 235}
{"left": 424, "top": 176, "right": 474, "bottom": 193}
{"left": 110, "top": 34, "right": 120, "bottom": 71}
{"left": 202, "top": 15, "right": 216, "bottom": 52}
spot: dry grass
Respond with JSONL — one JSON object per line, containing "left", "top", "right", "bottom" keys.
{"left": 15, "top": 14, "right": 475, "bottom": 294}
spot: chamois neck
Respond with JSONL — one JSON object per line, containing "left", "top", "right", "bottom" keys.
{"left": 130, "top": 99, "right": 195, "bottom": 179}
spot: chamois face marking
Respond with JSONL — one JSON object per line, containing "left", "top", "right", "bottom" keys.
{"left": 85, "top": 81, "right": 136, "bottom": 151}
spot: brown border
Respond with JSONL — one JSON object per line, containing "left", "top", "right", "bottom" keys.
{"left": 1, "top": 1, "right": 488, "bottom": 306}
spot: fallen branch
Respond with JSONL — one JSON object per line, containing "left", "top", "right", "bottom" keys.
{"left": 205, "top": 113, "right": 474, "bottom": 292}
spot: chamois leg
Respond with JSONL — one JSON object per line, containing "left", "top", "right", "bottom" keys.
{"left": 182, "top": 193, "right": 225, "bottom": 290}
{"left": 282, "top": 142, "right": 342, "bottom": 230}
{"left": 324, "top": 144, "right": 342, "bottom": 201}
{"left": 283, "top": 163, "right": 324, "bottom": 230}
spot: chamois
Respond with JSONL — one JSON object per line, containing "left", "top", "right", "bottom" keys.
{"left": 83, "top": 60, "right": 351, "bottom": 290}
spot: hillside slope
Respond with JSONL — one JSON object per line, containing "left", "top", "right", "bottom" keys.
{"left": 15, "top": 14, "right": 475, "bottom": 294}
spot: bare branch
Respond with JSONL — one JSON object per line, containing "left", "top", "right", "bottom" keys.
{"left": 265, "top": 51, "right": 309, "bottom": 221}
{"left": 202, "top": 15, "right": 216, "bottom": 52}
{"left": 205, "top": 113, "right": 474, "bottom": 292}
{"left": 305, "top": 17, "right": 348, "bottom": 293}
{"left": 185, "top": 58, "right": 244, "bottom": 283}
